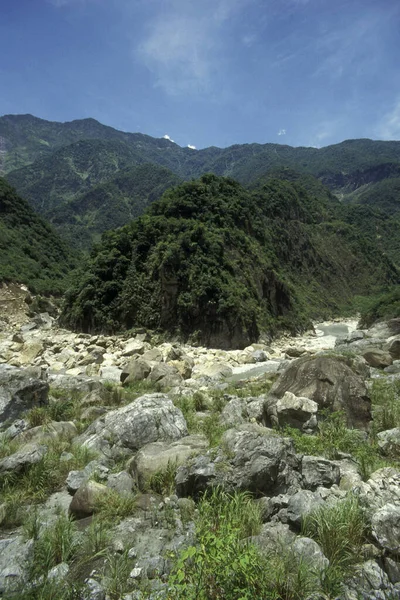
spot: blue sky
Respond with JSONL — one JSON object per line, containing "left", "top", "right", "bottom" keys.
{"left": 1, "top": 0, "right": 400, "bottom": 149}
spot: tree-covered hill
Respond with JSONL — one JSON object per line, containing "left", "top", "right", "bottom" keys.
{"left": 0, "top": 178, "right": 77, "bottom": 294}
{"left": 60, "top": 175, "right": 399, "bottom": 348}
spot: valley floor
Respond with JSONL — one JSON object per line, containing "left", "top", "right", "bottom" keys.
{"left": 1, "top": 284, "right": 400, "bottom": 599}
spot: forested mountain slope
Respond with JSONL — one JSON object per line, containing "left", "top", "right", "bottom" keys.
{"left": 60, "top": 175, "right": 399, "bottom": 348}
{"left": 0, "top": 178, "right": 77, "bottom": 294}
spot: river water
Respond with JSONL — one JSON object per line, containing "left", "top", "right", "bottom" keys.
{"left": 229, "top": 318, "right": 359, "bottom": 382}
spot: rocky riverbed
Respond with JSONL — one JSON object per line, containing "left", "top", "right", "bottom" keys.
{"left": 1, "top": 284, "right": 400, "bottom": 599}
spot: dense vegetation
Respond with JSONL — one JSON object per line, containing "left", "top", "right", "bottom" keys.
{"left": 60, "top": 174, "right": 399, "bottom": 347}
{"left": 359, "top": 286, "right": 400, "bottom": 327}
{"left": 0, "top": 178, "right": 77, "bottom": 294}
{"left": 48, "top": 164, "right": 181, "bottom": 249}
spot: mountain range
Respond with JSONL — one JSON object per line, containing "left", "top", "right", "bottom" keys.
{"left": 0, "top": 113, "right": 399, "bottom": 344}
{"left": 2, "top": 114, "right": 400, "bottom": 250}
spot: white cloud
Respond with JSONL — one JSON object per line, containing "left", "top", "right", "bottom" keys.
{"left": 137, "top": 0, "right": 255, "bottom": 95}
{"left": 375, "top": 99, "right": 400, "bottom": 140}
{"left": 187, "top": 144, "right": 196, "bottom": 149}
{"left": 163, "top": 134, "right": 175, "bottom": 142}
{"left": 277, "top": 129, "right": 286, "bottom": 136}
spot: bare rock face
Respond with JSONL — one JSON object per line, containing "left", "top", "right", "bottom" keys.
{"left": 264, "top": 355, "right": 371, "bottom": 430}
{"left": 0, "top": 364, "right": 49, "bottom": 424}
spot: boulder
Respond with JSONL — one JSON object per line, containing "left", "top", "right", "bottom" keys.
{"left": 342, "top": 560, "right": 396, "bottom": 600}
{"left": 285, "top": 347, "right": 306, "bottom": 358}
{"left": 77, "top": 393, "right": 188, "bottom": 453}
{"left": 14, "top": 421, "right": 77, "bottom": 445}
{"left": 363, "top": 348, "right": 393, "bottom": 369}
{"left": 106, "top": 471, "right": 135, "bottom": 496}
{"left": 0, "top": 364, "right": 49, "bottom": 424}
{"left": 148, "top": 363, "right": 182, "bottom": 387}
{"left": 292, "top": 537, "right": 329, "bottom": 572}
{"left": 356, "top": 468, "right": 400, "bottom": 513}
{"left": 121, "top": 339, "right": 146, "bottom": 357}
{"left": 264, "top": 355, "right": 371, "bottom": 430}
{"left": 301, "top": 456, "right": 340, "bottom": 490}
{"left": 0, "top": 536, "right": 34, "bottom": 595}
{"left": 69, "top": 481, "right": 109, "bottom": 519}
{"left": 286, "top": 490, "right": 325, "bottom": 528}
{"left": 142, "top": 348, "right": 163, "bottom": 362}
{"left": 388, "top": 338, "right": 400, "bottom": 360}
{"left": 219, "top": 397, "right": 247, "bottom": 427}
{"left": 17, "top": 341, "right": 44, "bottom": 366}
{"left": 66, "top": 460, "right": 110, "bottom": 494}
{"left": 99, "top": 366, "right": 122, "bottom": 383}
{"left": 274, "top": 391, "right": 318, "bottom": 431}
{"left": 0, "top": 442, "right": 47, "bottom": 474}
{"left": 176, "top": 424, "right": 301, "bottom": 498}
{"left": 371, "top": 503, "right": 400, "bottom": 555}
{"left": 132, "top": 435, "right": 209, "bottom": 490}
{"left": 192, "top": 363, "right": 233, "bottom": 380}
{"left": 121, "top": 359, "right": 151, "bottom": 385}
{"left": 377, "top": 428, "right": 400, "bottom": 456}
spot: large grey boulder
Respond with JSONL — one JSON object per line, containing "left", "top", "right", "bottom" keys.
{"left": 132, "top": 435, "right": 209, "bottom": 491}
{"left": 148, "top": 363, "right": 183, "bottom": 388}
{"left": 14, "top": 421, "right": 77, "bottom": 445}
{"left": 0, "top": 442, "right": 47, "bottom": 474}
{"left": 176, "top": 424, "right": 301, "bottom": 498}
{"left": 264, "top": 355, "right": 371, "bottom": 430}
{"left": 292, "top": 537, "right": 329, "bottom": 572}
{"left": 371, "top": 503, "right": 400, "bottom": 555}
{"left": 387, "top": 337, "right": 400, "bottom": 360}
{"left": 219, "top": 397, "right": 247, "bottom": 427}
{"left": 341, "top": 560, "right": 397, "bottom": 600}
{"left": 77, "top": 393, "right": 188, "bottom": 453}
{"left": 0, "top": 536, "right": 34, "bottom": 595}
{"left": 0, "top": 364, "right": 49, "bottom": 424}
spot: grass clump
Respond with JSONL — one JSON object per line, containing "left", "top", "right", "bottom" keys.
{"left": 30, "top": 514, "right": 80, "bottom": 580}
{"left": 147, "top": 460, "right": 178, "bottom": 496}
{"left": 168, "top": 488, "right": 333, "bottom": 600}
{"left": 303, "top": 494, "right": 367, "bottom": 594}
{"left": 0, "top": 440, "right": 96, "bottom": 528}
{"left": 102, "top": 550, "right": 134, "bottom": 600}
{"left": 284, "top": 410, "right": 397, "bottom": 480}
{"left": 370, "top": 378, "right": 400, "bottom": 433}
{"left": 92, "top": 488, "right": 137, "bottom": 523}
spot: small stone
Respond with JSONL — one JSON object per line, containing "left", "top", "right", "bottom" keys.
{"left": 129, "top": 567, "right": 143, "bottom": 579}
